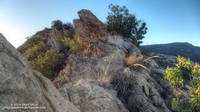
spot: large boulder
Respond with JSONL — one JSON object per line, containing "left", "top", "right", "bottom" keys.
{"left": 0, "top": 34, "right": 80, "bottom": 112}
{"left": 60, "top": 80, "right": 129, "bottom": 112}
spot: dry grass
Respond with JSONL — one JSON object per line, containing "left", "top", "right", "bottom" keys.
{"left": 125, "top": 55, "right": 160, "bottom": 70}
{"left": 96, "top": 71, "right": 111, "bottom": 86}
{"left": 82, "top": 41, "right": 100, "bottom": 57}
{"left": 125, "top": 55, "right": 144, "bottom": 65}
{"left": 111, "top": 68, "right": 135, "bottom": 98}
{"left": 131, "top": 63, "right": 148, "bottom": 70}
{"left": 143, "top": 56, "right": 160, "bottom": 62}
{"left": 96, "top": 54, "right": 115, "bottom": 86}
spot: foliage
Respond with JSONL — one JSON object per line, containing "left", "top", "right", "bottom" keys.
{"left": 176, "top": 56, "right": 192, "bottom": 70}
{"left": 192, "top": 64, "right": 200, "bottom": 79}
{"left": 171, "top": 97, "right": 185, "bottom": 112}
{"left": 106, "top": 4, "right": 147, "bottom": 46}
{"left": 18, "top": 36, "right": 66, "bottom": 80}
{"left": 18, "top": 36, "right": 47, "bottom": 54}
{"left": 24, "top": 41, "right": 48, "bottom": 61}
{"left": 165, "top": 67, "right": 183, "bottom": 87}
{"left": 165, "top": 56, "right": 200, "bottom": 112}
{"left": 58, "top": 36, "right": 82, "bottom": 53}
{"left": 31, "top": 49, "right": 65, "bottom": 80}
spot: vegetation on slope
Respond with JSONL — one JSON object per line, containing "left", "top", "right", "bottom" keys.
{"left": 18, "top": 36, "right": 65, "bottom": 80}
{"left": 165, "top": 56, "right": 200, "bottom": 112}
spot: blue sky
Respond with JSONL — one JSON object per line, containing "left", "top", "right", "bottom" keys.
{"left": 0, "top": 0, "right": 199, "bottom": 47}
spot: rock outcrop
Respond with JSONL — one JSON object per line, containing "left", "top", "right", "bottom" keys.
{"left": 54, "top": 35, "right": 173, "bottom": 112}
{"left": 0, "top": 34, "right": 80, "bottom": 112}
{"left": 73, "top": 9, "right": 107, "bottom": 41}
{"left": 52, "top": 10, "right": 174, "bottom": 112}
{"left": 14, "top": 9, "right": 176, "bottom": 112}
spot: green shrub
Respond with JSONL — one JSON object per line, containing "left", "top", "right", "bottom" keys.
{"left": 31, "top": 49, "right": 65, "bottom": 80}
{"left": 165, "top": 56, "right": 200, "bottom": 112}
{"left": 176, "top": 56, "right": 192, "bottom": 70}
{"left": 189, "top": 85, "right": 200, "bottom": 111}
{"left": 106, "top": 4, "right": 147, "bottom": 46}
{"left": 172, "top": 97, "right": 185, "bottom": 112}
{"left": 192, "top": 64, "right": 200, "bottom": 79}
{"left": 18, "top": 36, "right": 47, "bottom": 54}
{"left": 58, "top": 36, "right": 82, "bottom": 53}
{"left": 165, "top": 67, "right": 183, "bottom": 87}
{"left": 18, "top": 36, "right": 66, "bottom": 80}
{"left": 23, "top": 41, "right": 48, "bottom": 61}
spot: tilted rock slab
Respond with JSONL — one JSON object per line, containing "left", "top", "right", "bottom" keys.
{"left": 73, "top": 9, "right": 107, "bottom": 40}
{"left": 60, "top": 80, "right": 129, "bottom": 112}
{"left": 0, "top": 34, "right": 80, "bottom": 112}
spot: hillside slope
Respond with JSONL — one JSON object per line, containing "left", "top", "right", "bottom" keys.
{"left": 142, "top": 42, "right": 200, "bottom": 63}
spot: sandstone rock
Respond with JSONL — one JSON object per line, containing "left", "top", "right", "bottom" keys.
{"left": 73, "top": 9, "right": 107, "bottom": 40}
{"left": 61, "top": 80, "right": 129, "bottom": 112}
{"left": 72, "top": 9, "right": 108, "bottom": 57}
{"left": 0, "top": 34, "right": 80, "bottom": 112}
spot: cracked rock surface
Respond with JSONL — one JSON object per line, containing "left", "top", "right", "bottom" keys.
{"left": 0, "top": 34, "right": 80, "bottom": 112}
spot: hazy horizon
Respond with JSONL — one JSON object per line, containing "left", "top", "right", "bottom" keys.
{"left": 0, "top": 0, "right": 199, "bottom": 47}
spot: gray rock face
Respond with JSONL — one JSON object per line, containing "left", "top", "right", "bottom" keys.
{"left": 112, "top": 68, "right": 171, "bottom": 112}
{"left": 107, "top": 35, "right": 141, "bottom": 57}
{"left": 61, "top": 80, "right": 129, "bottom": 112}
{"left": 0, "top": 34, "right": 80, "bottom": 112}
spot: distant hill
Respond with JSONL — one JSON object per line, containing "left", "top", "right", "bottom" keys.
{"left": 142, "top": 42, "right": 200, "bottom": 63}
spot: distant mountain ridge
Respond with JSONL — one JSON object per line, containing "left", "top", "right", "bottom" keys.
{"left": 142, "top": 42, "right": 200, "bottom": 63}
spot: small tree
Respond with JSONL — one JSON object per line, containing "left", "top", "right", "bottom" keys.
{"left": 107, "top": 4, "right": 147, "bottom": 46}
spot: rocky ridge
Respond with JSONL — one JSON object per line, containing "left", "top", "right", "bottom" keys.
{"left": 1, "top": 9, "right": 177, "bottom": 112}
{"left": 53, "top": 9, "right": 174, "bottom": 112}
